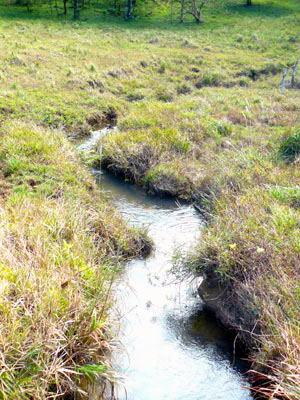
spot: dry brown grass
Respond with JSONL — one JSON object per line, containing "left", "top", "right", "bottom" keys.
{"left": 0, "top": 121, "right": 150, "bottom": 399}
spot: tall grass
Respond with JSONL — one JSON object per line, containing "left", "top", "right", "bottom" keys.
{"left": 0, "top": 1, "right": 299, "bottom": 397}
{"left": 0, "top": 121, "right": 150, "bottom": 398}
{"left": 279, "top": 130, "right": 300, "bottom": 163}
{"left": 176, "top": 179, "right": 300, "bottom": 399}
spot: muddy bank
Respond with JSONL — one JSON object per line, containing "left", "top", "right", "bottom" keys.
{"left": 81, "top": 125, "right": 217, "bottom": 211}
{"left": 94, "top": 169, "right": 252, "bottom": 400}
{"left": 83, "top": 127, "right": 300, "bottom": 399}
{"left": 78, "top": 130, "right": 252, "bottom": 398}
{"left": 95, "top": 153, "right": 214, "bottom": 212}
{"left": 84, "top": 129, "right": 259, "bottom": 350}
{"left": 197, "top": 268, "right": 261, "bottom": 352}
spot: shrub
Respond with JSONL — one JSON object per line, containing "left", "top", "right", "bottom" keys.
{"left": 211, "top": 121, "right": 232, "bottom": 137}
{"left": 279, "top": 130, "right": 300, "bottom": 163}
{"left": 177, "top": 83, "right": 192, "bottom": 95}
{"left": 156, "top": 88, "right": 174, "bottom": 102}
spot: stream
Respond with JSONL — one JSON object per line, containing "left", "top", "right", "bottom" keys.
{"left": 79, "top": 132, "right": 252, "bottom": 400}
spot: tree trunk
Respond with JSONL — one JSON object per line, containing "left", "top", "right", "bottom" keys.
{"left": 125, "top": 0, "right": 132, "bottom": 19}
{"left": 246, "top": 0, "right": 252, "bottom": 6}
{"left": 64, "top": 0, "right": 68, "bottom": 15}
{"left": 113, "top": 0, "right": 120, "bottom": 15}
{"left": 74, "top": 0, "right": 79, "bottom": 19}
{"left": 180, "top": 0, "right": 184, "bottom": 23}
{"left": 291, "top": 60, "right": 299, "bottom": 88}
{"left": 187, "top": 0, "right": 204, "bottom": 24}
{"left": 194, "top": 13, "right": 202, "bottom": 23}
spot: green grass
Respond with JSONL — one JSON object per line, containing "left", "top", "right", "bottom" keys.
{"left": 0, "top": 120, "right": 150, "bottom": 399}
{"left": 279, "top": 130, "right": 300, "bottom": 162}
{"left": 0, "top": 0, "right": 299, "bottom": 398}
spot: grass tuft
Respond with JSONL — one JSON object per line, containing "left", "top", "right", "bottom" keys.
{"left": 279, "top": 130, "right": 300, "bottom": 163}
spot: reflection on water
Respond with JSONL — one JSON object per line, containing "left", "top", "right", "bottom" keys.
{"left": 166, "top": 308, "right": 245, "bottom": 370}
{"left": 93, "top": 167, "right": 252, "bottom": 400}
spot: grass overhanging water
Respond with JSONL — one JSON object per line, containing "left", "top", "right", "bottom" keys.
{"left": 0, "top": 120, "right": 150, "bottom": 398}
{"left": 0, "top": 0, "right": 299, "bottom": 398}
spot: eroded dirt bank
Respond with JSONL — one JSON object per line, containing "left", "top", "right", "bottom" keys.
{"left": 88, "top": 125, "right": 300, "bottom": 400}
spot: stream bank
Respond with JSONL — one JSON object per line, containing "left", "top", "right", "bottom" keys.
{"left": 0, "top": 122, "right": 151, "bottom": 399}
{"left": 81, "top": 129, "right": 259, "bottom": 352}
{"left": 84, "top": 124, "right": 300, "bottom": 399}
{"left": 79, "top": 129, "right": 253, "bottom": 399}
{"left": 95, "top": 169, "right": 252, "bottom": 400}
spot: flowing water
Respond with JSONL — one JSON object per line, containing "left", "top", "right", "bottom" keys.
{"left": 79, "top": 131, "right": 252, "bottom": 400}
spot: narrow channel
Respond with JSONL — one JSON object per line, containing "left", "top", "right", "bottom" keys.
{"left": 79, "top": 132, "right": 252, "bottom": 400}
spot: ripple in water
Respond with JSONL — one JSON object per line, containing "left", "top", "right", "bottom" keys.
{"left": 90, "top": 152, "right": 252, "bottom": 400}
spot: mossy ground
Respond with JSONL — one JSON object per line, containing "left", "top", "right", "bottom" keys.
{"left": 0, "top": 0, "right": 300, "bottom": 398}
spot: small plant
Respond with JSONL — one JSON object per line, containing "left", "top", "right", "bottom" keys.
{"left": 211, "top": 121, "right": 232, "bottom": 137}
{"left": 158, "top": 62, "right": 166, "bottom": 74}
{"left": 177, "top": 83, "right": 192, "bottom": 95}
{"left": 239, "top": 78, "right": 250, "bottom": 87}
{"left": 156, "top": 87, "right": 173, "bottom": 102}
{"left": 126, "top": 91, "right": 145, "bottom": 102}
{"left": 202, "top": 72, "right": 221, "bottom": 86}
{"left": 279, "top": 130, "right": 300, "bottom": 162}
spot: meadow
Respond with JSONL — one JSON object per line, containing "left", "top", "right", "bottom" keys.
{"left": 0, "top": 0, "right": 299, "bottom": 398}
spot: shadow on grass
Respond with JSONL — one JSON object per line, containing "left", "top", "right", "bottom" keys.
{"left": 0, "top": 0, "right": 298, "bottom": 33}
{"left": 0, "top": 4, "right": 212, "bottom": 33}
{"left": 226, "top": 1, "right": 295, "bottom": 18}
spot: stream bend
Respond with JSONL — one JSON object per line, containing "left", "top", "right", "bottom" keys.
{"left": 80, "top": 131, "right": 252, "bottom": 400}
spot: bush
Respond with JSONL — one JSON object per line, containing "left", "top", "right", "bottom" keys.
{"left": 156, "top": 87, "right": 174, "bottom": 102}
{"left": 211, "top": 120, "right": 232, "bottom": 137}
{"left": 177, "top": 83, "right": 192, "bottom": 95}
{"left": 279, "top": 130, "right": 300, "bottom": 162}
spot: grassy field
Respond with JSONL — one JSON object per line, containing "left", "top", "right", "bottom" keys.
{"left": 0, "top": 0, "right": 299, "bottom": 398}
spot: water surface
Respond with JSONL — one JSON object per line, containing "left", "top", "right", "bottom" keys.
{"left": 92, "top": 168, "right": 252, "bottom": 400}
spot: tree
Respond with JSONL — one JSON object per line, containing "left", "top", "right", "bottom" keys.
{"left": 125, "top": 0, "right": 136, "bottom": 19}
{"left": 113, "top": 0, "right": 122, "bottom": 16}
{"left": 178, "top": 0, "right": 185, "bottom": 23}
{"left": 178, "top": 0, "right": 206, "bottom": 23}
{"left": 246, "top": 0, "right": 252, "bottom": 5}
{"left": 63, "top": 0, "right": 68, "bottom": 14}
{"left": 74, "top": 0, "right": 79, "bottom": 19}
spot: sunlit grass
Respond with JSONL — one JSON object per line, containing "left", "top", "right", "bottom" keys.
{"left": 0, "top": 121, "right": 150, "bottom": 398}
{"left": 0, "top": 0, "right": 299, "bottom": 397}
